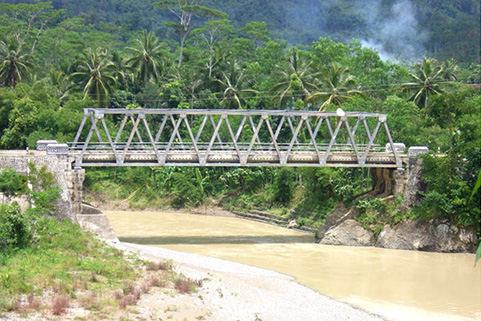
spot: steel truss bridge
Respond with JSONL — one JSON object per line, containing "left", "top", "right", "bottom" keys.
{"left": 70, "top": 108, "right": 404, "bottom": 169}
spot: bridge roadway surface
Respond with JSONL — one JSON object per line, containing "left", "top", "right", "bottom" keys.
{"left": 69, "top": 144, "right": 404, "bottom": 168}
{"left": 67, "top": 108, "right": 405, "bottom": 168}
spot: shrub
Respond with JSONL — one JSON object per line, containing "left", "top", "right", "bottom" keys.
{"left": 145, "top": 261, "right": 171, "bottom": 271}
{"left": 51, "top": 296, "right": 69, "bottom": 315}
{"left": 0, "top": 168, "right": 27, "bottom": 199}
{"left": 147, "top": 276, "right": 166, "bottom": 288}
{"left": 174, "top": 276, "right": 202, "bottom": 294}
{"left": 170, "top": 172, "right": 203, "bottom": 208}
{"left": 0, "top": 203, "right": 34, "bottom": 249}
{"left": 273, "top": 168, "right": 296, "bottom": 205}
{"left": 355, "top": 197, "right": 382, "bottom": 214}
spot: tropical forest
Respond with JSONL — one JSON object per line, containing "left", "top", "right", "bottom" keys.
{"left": 0, "top": 0, "right": 479, "bottom": 232}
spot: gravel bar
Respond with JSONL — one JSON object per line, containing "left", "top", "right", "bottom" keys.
{"left": 118, "top": 242, "right": 386, "bottom": 321}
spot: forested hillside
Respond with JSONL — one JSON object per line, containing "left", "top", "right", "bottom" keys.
{"left": 2, "top": 0, "right": 480, "bottom": 63}
{"left": 0, "top": 1, "right": 479, "bottom": 239}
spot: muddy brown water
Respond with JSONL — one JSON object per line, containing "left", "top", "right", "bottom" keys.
{"left": 104, "top": 210, "right": 481, "bottom": 321}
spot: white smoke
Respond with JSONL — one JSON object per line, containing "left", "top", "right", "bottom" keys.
{"left": 356, "top": 0, "right": 427, "bottom": 61}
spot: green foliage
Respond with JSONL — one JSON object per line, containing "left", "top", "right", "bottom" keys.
{"left": 125, "top": 31, "right": 167, "bottom": 86}
{"left": 355, "top": 196, "right": 409, "bottom": 236}
{"left": 0, "top": 0, "right": 479, "bottom": 242}
{"left": 0, "top": 168, "right": 26, "bottom": 198}
{"left": 219, "top": 168, "right": 269, "bottom": 193}
{"left": 0, "top": 36, "right": 33, "bottom": 88}
{"left": 0, "top": 202, "right": 34, "bottom": 249}
{"left": 355, "top": 197, "right": 382, "bottom": 214}
{"left": 27, "top": 162, "right": 56, "bottom": 192}
{"left": 0, "top": 164, "right": 60, "bottom": 251}
{"left": 0, "top": 97, "right": 39, "bottom": 149}
{"left": 70, "top": 47, "right": 117, "bottom": 107}
{"left": 273, "top": 168, "right": 296, "bottom": 205}
{"left": 26, "top": 163, "right": 60, "bottom": 216}
{"left": 170, "top": 172, "right": 203, "bottom": 208}
{"left": 419, "top": 155, "right": 480, "bottom": 228}
{"left": 0, "top": 216, "right": 138, "bottom": 310}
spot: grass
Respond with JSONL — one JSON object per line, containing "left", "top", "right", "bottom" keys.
{"left": 0, "top": 217, "right": 202, "bottom": 319}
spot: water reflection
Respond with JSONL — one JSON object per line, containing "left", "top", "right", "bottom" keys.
{"left": 120, "top": 234, "right": 314, "bottom": 245}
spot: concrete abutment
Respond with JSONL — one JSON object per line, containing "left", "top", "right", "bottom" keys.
{"left": 0, "top": 150, "right": 78, "bottom": 222}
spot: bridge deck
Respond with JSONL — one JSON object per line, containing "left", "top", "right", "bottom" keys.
{"left": 70, "top": 150, "right": 402, "bottom": 167}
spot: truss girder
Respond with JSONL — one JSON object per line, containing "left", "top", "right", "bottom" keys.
{"left": 70, "top": 108, "right": 403, "bottom": 168}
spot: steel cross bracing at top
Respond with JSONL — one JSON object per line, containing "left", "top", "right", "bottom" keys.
{"left": 70, "top": 108, "right": 404, "bottom": 168}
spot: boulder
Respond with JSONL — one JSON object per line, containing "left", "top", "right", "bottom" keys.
{"left": 320, "top": 219, "right": 375, "bottom": 247}
{"left": 287, "top": 219, "right": 298, "bottom": 229}
{"left": 315, "top": 203, "right": 359, "bottom": 240}
{"left": 376, "top": 219, "right": 478, "bottom": 252}
{"left": 375, "top": 219, "right": 434, "bottom": 251}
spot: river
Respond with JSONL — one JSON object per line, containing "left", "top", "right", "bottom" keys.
{"left": 104, "top": 210, "right": 481, "bottom": 321}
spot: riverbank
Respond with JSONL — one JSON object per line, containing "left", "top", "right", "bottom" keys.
{"left": 103, "top": 209, "right": 481, "bottom": 321}
{"left": 90, "top": 196, "right": 478, "bottom": 254}
{"left": 116, "top": 241, "right": 386, "bottom": 321}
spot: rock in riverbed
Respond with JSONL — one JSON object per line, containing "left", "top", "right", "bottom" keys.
{"left": 320, "top": 219, "right": 375, "bottom": 247}
{"left": 375, "top": 219, "right": 478, "bottom": 252}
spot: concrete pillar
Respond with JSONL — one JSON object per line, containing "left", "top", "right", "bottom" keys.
{"left": 69, "top": 168, "right": 85, "bottom": 214}
{"left": 393, "top": 168, "right": 408, "bottom": 196}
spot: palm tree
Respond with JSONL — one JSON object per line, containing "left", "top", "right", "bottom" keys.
{"left": 270, "top": 48, "right": 317, "bottom": 108}
{"left": 112, "top": 50, "right": 134, "bottom": 91}
{"left": 215, "top": 59, "right": 257, "bottom": 109}
{"left": 70, "top": 47, "right": 117, "bottom": 107}
{"left": 401, "top": 57, "right": 457, "bottom": 109}
{"left": 0, "top": 37, "right": 33, "bottom": 88}
{"left": 49, "top": 70, "right": 71, "bottom": 105}
{"left": 125, "top": 31, "right": 166, "bottom": 86}
{"left": 306, "top": 62, "right": 363, "bottom": 111}
{"left": 440, "top": 58, "right": 458, "bottom": 81}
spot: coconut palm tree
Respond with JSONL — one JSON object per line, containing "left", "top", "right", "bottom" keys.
{"left": 111, "top": 50, "right": 133, "bottom": 90}
{"left": 306, "top": 62, "right": 363, "bottom": 111}
{"left": 215, "top": 59, "right": 257, "bottom": 109}
{"left": 270, "top": 48, "right": 317, "bottom": 108}
{"left": 49, "top": 70, "right": 71, "bottom": 105}
{"left": 401, "top": 57, "right": 457, "bottom": 109}
{"left": 70, "top": 47, "right": 117, "bottom": 107}
{"left": 125, "top": 31, "right": 166, "bottom": 87}
{"left": 0, "top": 37, "right": 33, "bottom": 88}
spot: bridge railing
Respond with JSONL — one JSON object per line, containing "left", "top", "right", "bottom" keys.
{"left": 70, "top": 108, "right": 403, "bottom": 168}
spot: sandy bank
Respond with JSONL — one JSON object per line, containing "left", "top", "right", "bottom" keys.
{"left": 117, "top": 242, "right": 385, "bottom": 321}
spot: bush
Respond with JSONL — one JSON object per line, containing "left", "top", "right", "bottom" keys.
{"left": 0, "top": 202, "right": 34, "bottom": 249}
{"left": 26, "top": 162, "right": 60, "bottom": 216}
{"left": 273, "top": 168, "right": 296, "bottom": 205}
{"left": 355, "top": 197, "right": 382, "bottom": 214}
{"left": 170, "top": 172, "right": 203, "bottom": 208}
{"left": 0, "top": 168, "right": 27, "bottom": 198}
{"left": 420, "top": 155, "right": 480, "bottom": 227}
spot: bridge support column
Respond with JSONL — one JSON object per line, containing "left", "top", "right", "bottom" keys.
{"left": 400, "top": 146, "right": 429, "bottom": 207}
{"left": 370, "top": 168, "right": 393, "bottom": 198}
{"left": 369, "top": 147, "right": 428, "bottom": 204}
{"left": 66, "top": 163, "right": 85, "bottom": 215}
{"left": 369, "top": 167, "right": 408, "bottom": 198}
